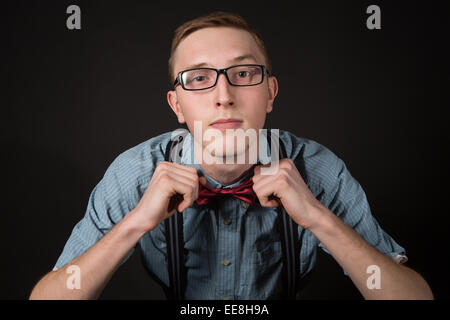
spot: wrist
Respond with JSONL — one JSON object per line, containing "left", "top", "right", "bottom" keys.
{"left": 121, "top": 209, "right": 153, "bottom": 240}
{"left": 304, "top": 201, "right": 334, "bottom": 232}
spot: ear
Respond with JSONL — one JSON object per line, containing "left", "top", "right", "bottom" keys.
{"left": 167, "top": 90, "right": 186, "bottom": 123}
{"left": 266, "top": 76, "right": 279, "bottom": 113}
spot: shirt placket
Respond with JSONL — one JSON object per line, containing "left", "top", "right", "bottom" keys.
{"left": 216, "top": 198, "right": 243, "bottom": 300}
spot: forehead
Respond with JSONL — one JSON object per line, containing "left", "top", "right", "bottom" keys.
{"left": 173, "top": 27, "right": 266, "bottom": 73}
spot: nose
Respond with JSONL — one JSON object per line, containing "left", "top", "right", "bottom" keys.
{"left": 214, "top": 73, "right": 234, "bottom": 108}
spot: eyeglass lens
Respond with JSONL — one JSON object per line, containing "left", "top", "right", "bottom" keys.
{"left": 181, "top": 65, "right": 263, "bottom": 90}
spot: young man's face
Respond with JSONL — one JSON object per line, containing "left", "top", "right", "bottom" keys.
{"left": 167, "top": 27, "right": 278, "bottom": 159}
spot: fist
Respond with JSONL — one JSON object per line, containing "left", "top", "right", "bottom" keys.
{"left": 252, "top": 158, "right": 324, "bottom": 229}
{"left": 132, "top": 161, "right": 202, "bottom": 232}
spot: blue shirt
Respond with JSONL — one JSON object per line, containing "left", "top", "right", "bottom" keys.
{"left": 53, "top": 130, "right": 407, "bottom": 299}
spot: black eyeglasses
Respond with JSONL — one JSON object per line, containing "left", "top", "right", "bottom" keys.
{"left": 173, "top": 64, "right": 269, "bottom": 91}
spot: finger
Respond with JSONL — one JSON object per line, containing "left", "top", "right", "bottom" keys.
{"left": 278, "top": 158, "right": 294, "bottom": 169}
{"left": 167, "top": 171, "right": 198, "bottom": 194}
{"left": 264, "top": 198, "right": 281, "bottom": 208}
{"left": 160, "top": 161, "right": 199, "bottom": 177}
{"left": 253, "top": 166, "right": 260, "bottom": 181}
{"left": 158, "top": 162, "right": 199, "bottom": 181}
{"left": 199, "top": 176, "right": 207, "bottom": 186}
{"left": 253, "top": 179, "right": 282, "bottom": 208}
{"left": 259, "top": 195, "right": 281, "bottom": 208}
{"left": 167, "top": 193, "right": 184, "bottom": 215}
{"left": 170, "top": 173, "right": 199, "bottom": 202}
{"left": 253, "top": 164, "right": 269, "bottom": 175}
{"left": 165, "top": 176, "right": 198, "bottom": 212}
{"left": 252, "top": 170, "right": 280, "bottom": 191}
{"left": 253, "top": 163, "right": 274, "bottom": 181}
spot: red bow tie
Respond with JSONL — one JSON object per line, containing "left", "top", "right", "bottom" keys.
{"left": 196, "top": 178, "right": 257, "bottom": 206}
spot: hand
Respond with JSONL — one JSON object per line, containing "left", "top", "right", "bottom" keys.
{"left": 131, "top": 161, "right": 204, "bottom": 233}
{"left": 252, "top": 158, "right": 326, "bottom": 230}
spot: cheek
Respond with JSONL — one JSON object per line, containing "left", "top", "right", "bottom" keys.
{"left": 179, "top": 97, "right": 204, "bottom": 121}
{"left": 245, "top": 95, "right": 269, "bottom": 123}
{"left": 178, "top": 100, "right": 211, "bottom": 132}
{"left": 185, "top": 111, "right": 212, "bottom": 127}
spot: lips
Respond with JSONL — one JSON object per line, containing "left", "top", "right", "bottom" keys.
{"left": 210, "top": 118, "right": 243, "bottom": 129}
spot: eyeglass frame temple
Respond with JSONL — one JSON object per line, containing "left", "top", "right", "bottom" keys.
{"left": 172, "top": 65, "right": 270, "bottom": 89}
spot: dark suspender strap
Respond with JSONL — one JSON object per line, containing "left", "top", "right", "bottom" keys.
{"left": 165, "top": 211, "right": 185, "bottom": 300}
{"left": 281, "top": 207, "right": 300, "bottom": 298}
{"left": 164, "top": 132, "right": 188, "bottom": 300}
{"left": 266, "top": 129, "right": 301, "bottom": 299}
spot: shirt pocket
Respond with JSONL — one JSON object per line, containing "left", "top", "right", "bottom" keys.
{"left": 253, "top": 240, "right": 282, "bottom": 265}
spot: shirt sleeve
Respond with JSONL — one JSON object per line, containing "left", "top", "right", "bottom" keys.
{"left": 53, "top": 155, "right": 135, "bottom": 270}
{"left": 317, "top": 156, "right": 408, "bottom": 274}
{"left": 52, "top": 132, "right": 171, "bottom": 271}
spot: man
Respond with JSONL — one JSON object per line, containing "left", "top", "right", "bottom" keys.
{"left": 29, "top": 11, "right": 433, "bottom": 300}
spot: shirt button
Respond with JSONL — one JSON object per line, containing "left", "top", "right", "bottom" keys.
{"left": 223, "top": 260, "right": 231, "bottom": 266}
{"left": 242, "top": 202, "right": 249, "bottom": 209}
{"left": 224, "top": 218, "right": 232, "bottom": 225}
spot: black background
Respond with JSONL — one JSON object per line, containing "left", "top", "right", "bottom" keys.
{"left": 3, "top": 0, "right": 449, "bottom": 300}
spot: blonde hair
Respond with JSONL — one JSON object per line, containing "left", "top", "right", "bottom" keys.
{"left": 168, "top": 11, "right": 272, "bottom": 85}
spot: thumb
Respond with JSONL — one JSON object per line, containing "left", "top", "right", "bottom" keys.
{"left": 199, "top": 176, "right": 207, "bottom": 186}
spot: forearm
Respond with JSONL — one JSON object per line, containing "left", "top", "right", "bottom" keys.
{"left": 29, "top": 209, "right": 147, "bottom": 300}
{"left": 308, "top": 205, "right": 433, "bottom": 299}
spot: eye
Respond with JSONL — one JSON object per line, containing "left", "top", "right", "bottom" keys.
{"left": 237, "top": 71, "right": 250, "bottom": 78}
{"left": 185, "top": 75, "right": 209, "bottom": 84}
{"left": 194, "top": 76, "right": 207, "bottom": 82}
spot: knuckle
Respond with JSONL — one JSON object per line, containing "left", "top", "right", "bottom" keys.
{"left": 158, "top": 161, "right": 168, "bottom": 168}
{"left": 156, "top": 161, "right": 169, "bottom": 171}
{"left": 277, "top": 176, "right": 289, "bottom": 188}
{"left": 187, "top": 165, "right": 197, "bottom": 173}
{"left": 184, "top": 192, "right": 194, "bottom": 203}
{"left": 280, "top": 169, "right": 290, "bottom": 178}
{"left": 193, "top": 175, "right": 200, "bottom": 184}
{"left": 283, "top": 158, "right": 294, "bottom": 168}
{"left": 159, "top": 173, "right": 171, "bottom": 184}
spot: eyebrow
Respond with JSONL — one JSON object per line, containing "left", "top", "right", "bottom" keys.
{"left": 184, "top": 54, "right": 259, "bottom": 70}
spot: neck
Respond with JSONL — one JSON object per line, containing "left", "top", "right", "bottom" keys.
{"left": 193, "top": 139, "right": 256, "bottom": 185}
{"left": 199, "top": 162, "right": 254, "bottom": 185}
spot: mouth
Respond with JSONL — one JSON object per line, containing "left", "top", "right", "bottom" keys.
{"left": 209, "top": 118, "right": 243, "bottom": 129}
